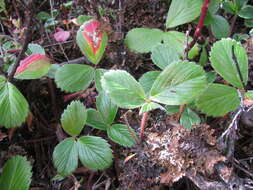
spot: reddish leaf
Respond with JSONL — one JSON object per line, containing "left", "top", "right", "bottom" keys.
{"left": 82, "top": 20, "right": 102, "bottom": 55}
{"left": 76, "top": 19, "right": 108, "bottom": 64}
{"left": 15, "top": 54, "right": 51, "bottom": 79}
{"left": 53, "top": 28, "right": 70, "bottom": 42}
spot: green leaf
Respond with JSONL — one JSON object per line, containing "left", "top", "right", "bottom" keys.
{"left": 96, "top": 91, "right": 118, "bottom": 125}
{"left": 150, "top": 61, "right": 207, "bottom": 105}
{"left": 180, "top": 108, "right": 201, "bottom": 129}
{"left": 26, "top": 43, "right": 45, "bottom": 55}
{"left": 0, "top": 156, "right": 32, "bottom": 190}
{"left": 36, "top": 11, "right": 51, "bottom": 21}
{"left": 14, "top": 54, "right": 51, "bottom": 80}
{"left": 165, "top": 105, "right": 180, "bottom": 115}
{"left": 46, "top": 64, "right": 60, "bottom": 79}
{"left": 61, "top": 101, "right": 87, "bottom": 137}
{"left": 76, "top": 15, "right": 93, "bottom": 25}
{"left": 245, "top": 19, "right": 253, "bottom": 27}
{"left": 163, "top": 31, "right": 188, "bottom": 56}
{"left": 206, "top": 72, "right": 216, "bottom": 83}
{"left": 236, "top": 0, "right": 249, "bottom": 9}
{"left": 77, "top": 136, "right": 113, "bottom": 170}
{"left": 101, "top": 70, "right": 146, "bottom": 109}
{"left": 198, "top": 46, "right": 208, "bottom": 66}
{"left": 107, "top": 124, "right": 136, "bottom": 147}
{"left": 124, "top": 28, "right": 164, "bottom": 53}
{"left": 222, "top": 2, "right": 238, "bottom": 14}
{"left": 162, "top": 31, "right": 197, "bottom": 57}
{"left": 94, "top": 69, "right": 106, "bottom": 92}
{"left": 208, "top": 0, "right": 220, "bottom": 14}
{"left": 53, "top": 138, "right": 78, "bottom": 176}
{"left": 196, "top": 84, "right": 240, "bottom": 116}
{"left": 238, "top": 5, "right": 253, "bottom": 19}
{"left": 166, "top": 0, "right": 202, "bottom": 28}
{"left": 210, "top": 15, "right": 230, "bottom": 39}
{"left": 139, "top": 102, "right": 164, "bottom": 114}
{"left": 210, "top": 38, "right": 248, "bottom": 88}
{"left": 245, "top": 90, "right": 253, "bottom": 99}
{"left": 151, "top": 43, "right": 180, "bottom": 69}
{"left": 0, "top": 76, "right": 29, "bottom": 128}
{"left": 139, "top": 71, "right": 161, "bottom": 95}
{"left": 55, "top": 64, "right": 95, "bottom": 92}
{"left": 76, "top": 20, "right": 108, "bottom": 64}
{"left": 86, "top": 109, "right": 109, "bottom": 130}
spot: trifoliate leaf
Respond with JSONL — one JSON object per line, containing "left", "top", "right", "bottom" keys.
{"left": 53, "top": 138, "right": 78, "bottom": 176}
{"left": 101, "top": 70, "right": 146, "bottom": 109}
{"left": 107, "top": 124, "right": 136, "bottom": 147}
{"left": 0, "top": 76, "right": 29, "bottom": 128}
{"left": 0, "top": 156, "right": 32, "bottom": 190}
{"left": 77, "top": 136, "right": 113, "bottom": 170}
{"left": 150, "top": 61, "right": 207, "bottom": 105}
{"left": 61, "top": 101, "right": 87, "bottom": 137}
{"left": 210, "top": 38, "right": 248, "bottom": 88}
{"left": 196, "top": 84, "right": 240, "bottom": 116}
{"left": 55, "top": 64, "right": 95, "bottom": 92}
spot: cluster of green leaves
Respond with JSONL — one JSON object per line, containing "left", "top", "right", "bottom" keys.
{"left": 196, "top": 38, "right": 249, "bottom": 116}
{"left": 222, "top": 0, "right": 253, "bottom": 27}
{"left": 53, "top": 98, "right": 136, "bottom": 176}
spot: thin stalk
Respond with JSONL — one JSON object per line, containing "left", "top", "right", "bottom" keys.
{"left": 140, "top": 112, "right": 149, "bottom": 140}
{"left": 185, "top": 0, "right": 210, "bottom": 54}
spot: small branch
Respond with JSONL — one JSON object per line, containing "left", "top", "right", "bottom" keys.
{"left": 7, "top": 2, "right": 34, "bottom": 82}
{"left": 60, "top": 56, "right": 91, "bottom": 66}
{"left": 230, "top": 15, "right": 238, "bottom": 36}
{"left": 184, "top": 0, "right": 210, "bottom": 55}
{"left": 140, "top": 112, "right": 149, "bottom": 141}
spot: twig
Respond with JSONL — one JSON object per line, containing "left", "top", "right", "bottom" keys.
{"left": 60, "top": 56, "right": 91, "bottom": 66}
{"left": 48, "top": 78, "right": 59, "bottom": 119}
{"left": 123, "top": 114, "right": 139, "bottom": 143}
{"left": 140, "top": 112, "right": 149, "bottom": 140}
{"left": 7, "top": 1, "right": 34, "bottom": 82}
{"left": 233, "top": 158, "right": 253, "bottom": 179}
{"left": 230, "top": 15, "right": 238, "bottom": 37}
{"left": 184, "top": 0, "right": 210, "bottom": 55}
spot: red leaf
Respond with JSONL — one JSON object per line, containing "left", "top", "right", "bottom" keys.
{"left": 82, "top": 20, "right": 102, "bottom": 55}
{"left": 53, "top": 29, "right": 70, "bottom": 43}
{"left": 15, "top": 54, "right": 48, "bottom": 75}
